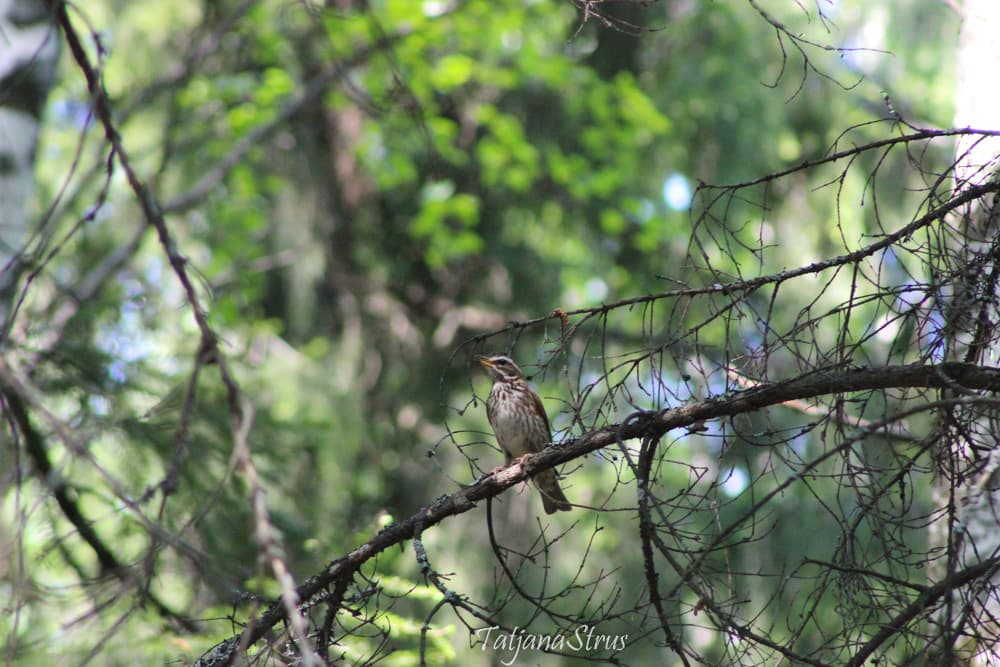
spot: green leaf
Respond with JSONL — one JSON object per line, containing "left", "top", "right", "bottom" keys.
{"left": 431, "top": 53, "right": 475, "bottom": 90}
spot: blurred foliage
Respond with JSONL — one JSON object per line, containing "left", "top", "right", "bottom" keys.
{"left": 2, "top": 0, "right": 965, "bottom": 664}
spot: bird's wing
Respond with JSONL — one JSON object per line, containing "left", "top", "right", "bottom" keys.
{"left": 529, "top": 387, "right": 552, "bottom": 441}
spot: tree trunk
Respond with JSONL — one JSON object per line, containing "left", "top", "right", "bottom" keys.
{"left": 0, "top": 0, "right": 59, "bottom": 326}
{"left": 936, "top": 0, "right": 1000, "bottom": 663}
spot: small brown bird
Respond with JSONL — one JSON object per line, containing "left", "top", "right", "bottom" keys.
{"left": 479, "top": 355, "right": 572, "bottom": 514}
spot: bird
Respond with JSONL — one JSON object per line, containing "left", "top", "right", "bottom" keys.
{"left": 478, "top": 355, "right": 572, "bottom": 514}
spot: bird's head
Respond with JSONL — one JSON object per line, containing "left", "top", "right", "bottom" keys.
{"left": 477, "top": 355, "right": 525, "bottom": 382}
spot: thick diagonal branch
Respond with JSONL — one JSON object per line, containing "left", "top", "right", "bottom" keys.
{"left": 194, "top": 361, "right": 1000, "bottom": 665}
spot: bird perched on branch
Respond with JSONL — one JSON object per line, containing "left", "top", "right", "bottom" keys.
{"left": 478, "top": 355, "right": 572, "bottom": 514}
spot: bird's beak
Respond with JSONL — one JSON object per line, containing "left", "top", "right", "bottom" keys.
{"left": 477, "top": 356, "right": 493, "bottom": 368}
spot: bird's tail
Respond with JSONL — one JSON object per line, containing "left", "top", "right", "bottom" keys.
{"left": 535, "top": 469, "right": 572, "bottom": 514}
